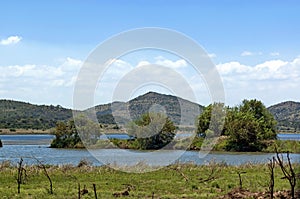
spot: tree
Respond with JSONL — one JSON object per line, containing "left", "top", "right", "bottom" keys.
{"left": 127, "top": 112, "right": 176, "bottom": 150}
{"left": 226, "top": 111, "right": 263, "bottom": 151}
{"left": 196, "top": 99, "right": 278, "bottom": 152}
{"left": 239, "top": 99, "right": 277, "bottom": 140}
{"left": 196, "top": 103, "right": 227, "bottom": 137}
{"left": 225, "top": 99, "right": 277, "bottom": 151}
{"left": 50, "top": 120, "right": 83, "bottom": 148}
{"left": 74, "top": 115, "right": 102, "bottom": 146}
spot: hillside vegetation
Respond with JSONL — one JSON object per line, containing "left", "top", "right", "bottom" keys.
{"left": 0, "top": 93, "right": 299, "bottom": 132}
{"left": 94, "top": 92, "right": 204, "bottom": 125}
{"left": 0, "top": 100, "right": 72, "bottom": 130}
{"left": 268, "top": 101, "right": 300, "bottom": 132}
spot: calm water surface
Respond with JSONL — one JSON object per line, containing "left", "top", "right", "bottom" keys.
{"left": 0, "top": 134, "right": 299, "bottom": 166}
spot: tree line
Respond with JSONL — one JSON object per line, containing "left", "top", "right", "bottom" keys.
{"left": 50, "top": 99, "right": 278, "bottom": 152}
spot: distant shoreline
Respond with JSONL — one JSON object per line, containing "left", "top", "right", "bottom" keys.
{"left": 1, "top": 128, "right": 299, "bottom": 135}
{"left": 0, "top": 128, "right": 52, "bottom": 135}
{"left": 0, "top": 128, "right": 300, "bottom": 135}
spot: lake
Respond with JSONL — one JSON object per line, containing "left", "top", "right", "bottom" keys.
{"left": 0, "top": 134, "right": 299, "bottom": 166}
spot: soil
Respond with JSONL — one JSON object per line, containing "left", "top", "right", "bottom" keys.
{"left": 218, "top": 188, "right": 299, "bottom": 199}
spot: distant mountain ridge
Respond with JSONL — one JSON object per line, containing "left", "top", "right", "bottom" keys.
{"left": 268, "top": 101, "right": 300, "bottom": 132}
{"left": 0, "top": 93, "right": 299, "bottom": 131}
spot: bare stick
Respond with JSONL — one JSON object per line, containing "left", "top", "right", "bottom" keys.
{"left": 78, "top": 183, "right": 81, "bottom": 199}
{"left": 275, "top": 148, "right": 296, "bottom": 199}
{"left": 268, "top": 157, "right": 276, "bottom": 199}
{"left": 16, "top": 158, "right": 24, "bottom": 194}
{"left": 93, "top": 183, "right": 98, "bottom": 199}
{"left": 237, "top": 171, "right": 246, "bottom": 190}
{"left": 34, "top": 158, "right": 53, "bottom": 194}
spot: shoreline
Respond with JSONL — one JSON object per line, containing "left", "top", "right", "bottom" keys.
{"left": 0, "top": 128, "right": 52, "bottom": 135}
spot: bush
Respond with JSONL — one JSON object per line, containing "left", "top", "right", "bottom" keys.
{"left": 127, "top": 112, "right": 176, "bottom": 150}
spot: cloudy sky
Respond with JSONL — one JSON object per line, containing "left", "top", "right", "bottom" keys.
{"left": 1, "top": 0, "right": 300, "bottom": 108}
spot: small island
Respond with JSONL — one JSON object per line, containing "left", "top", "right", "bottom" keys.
{"left": 49, "top": 98, "right": 300, "bottom": 153}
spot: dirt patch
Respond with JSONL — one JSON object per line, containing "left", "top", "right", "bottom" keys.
{"left": 218, "top": 188, "right": 299, "bottom": 199}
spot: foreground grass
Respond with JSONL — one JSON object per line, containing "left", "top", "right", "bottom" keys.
{"left": 0, "top": 161, "right": 299, "bottom": 199}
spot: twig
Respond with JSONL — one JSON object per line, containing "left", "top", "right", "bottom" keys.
{"left": 268, "top": 157, "right": 276, "bottom": 199}
{"left": 275, "top": 148, "right": 296, "bottom": 199}
{"left": 16, "top": 158, "right": 24, "bottom": 194}
{"left": 33, "top": 157, "right": 53, "bottom": 194}
{"left": 172, "top": 167, "right": 189, "bottom": 182}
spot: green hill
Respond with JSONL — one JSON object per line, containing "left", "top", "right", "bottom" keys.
{"left": 268, "top": 101, "right": 300, "bottom": 132}
{"left": 0, "top": 100, "right": 72, "bottom": 130}
{"left": 1, "top": 94, "right": 299, "bottom": 132}
{"left": 94, "top": 92, "right": 204, "bottom": 126}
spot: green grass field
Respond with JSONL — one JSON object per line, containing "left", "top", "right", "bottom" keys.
{"left": 0, "top": 160, "right": 299, "bottom": 199}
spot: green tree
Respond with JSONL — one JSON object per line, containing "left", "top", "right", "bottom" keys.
{"left": 127, "top": 112, "right": 176, "bottom": 150}
{"left": 196, "top": 103, "right": 227, "bottom": 137}
{"left": 75, "top": 115, "right": 102, "bottom": 146}
{"left": 226, "top": 111, "right": 263, "bottom": 151}
{"left": 225, "top": 99, "right": 277, "bottom": 151}
{"left": 239, "top": 99, "right": 277, "bottom": 140}
{"left": 50, "top": 120, "right": 83, "bottom": 148}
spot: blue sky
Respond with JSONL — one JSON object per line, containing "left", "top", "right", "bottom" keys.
{"left": 1, "top": 0, "right": 300, "bottom": 108}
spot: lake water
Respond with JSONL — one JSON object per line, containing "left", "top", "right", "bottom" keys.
{"left": 277, "top": 133, "right": 300, "bottom": 140}
{"left": 0, "top": 134, "right": 299, "bottom": 166}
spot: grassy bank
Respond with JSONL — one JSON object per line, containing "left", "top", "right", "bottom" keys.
{"left": 0, "top": 161, "right": 299, "bottom": 199}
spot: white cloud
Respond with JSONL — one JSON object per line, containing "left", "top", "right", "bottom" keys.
{"left": 241, "top": 51, "right": 253, "bottom": 56}
{"left": 61, "top": 57, "right": 82, "bottom": 71}
{"left": 135, "top": 57, "right": 187, "bottom": 69}
{"left": 0, "top": 36, "right": 22, "bottom": 45}
{"left": 102, "top": 59, "right": 134, "bottom": 78}
{"left": 217, "top": 57, "right": 300, "bottom": 105}
{"left": 217, "top": 59, "right": 293, "bottom": 80}
{"left": 136, "top": 60, "right": 150, "bottom": 67}
{"left": 216, "top": 62, "right": 250, "bottom": 75}
{"left": 208, "top": 53, "right": 216, "bottom": 58}
{"left": 0, "top": 57, "right": 82, "bottom": 88}
{"left": 241, "top": 51, "right": 263, "bottom": 57}
{"left": 270, "top": 52, "right": 280, "bottom": 56}
{"left": 154, "top": 57, "right": 187, "bottom": 68}
{"left": 1, "top": 54, "right": 300, "bottom": 108}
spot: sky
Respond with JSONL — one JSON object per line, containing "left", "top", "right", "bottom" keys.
{"left": 1, "top": 0, "right": 300, "bottom": 109}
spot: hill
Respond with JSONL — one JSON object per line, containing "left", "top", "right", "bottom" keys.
{"left": 268, "top": 101, "right": 300, "bottom": 132}
{"left": 94, "top": 92, "right": 204, "bottom": 126}
{"left": 0, "top": 100, "right": 72, "bottom": 130}
{"left": 1, "top": 94, "right": 299, "bottom": 132}
{"left": 0, "top": 92, "right": 204, "bottom": 130}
